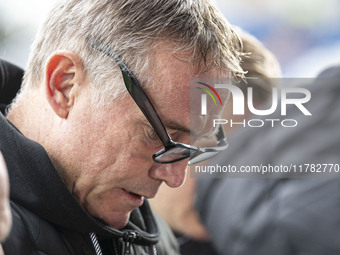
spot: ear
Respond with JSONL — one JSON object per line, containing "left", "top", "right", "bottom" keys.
{"left": 45, "top": 51, "right": 86, "bottom": 119}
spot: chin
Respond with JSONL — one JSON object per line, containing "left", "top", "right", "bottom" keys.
{"left": 104, "top": 211, "right": 132, "bottom": 230}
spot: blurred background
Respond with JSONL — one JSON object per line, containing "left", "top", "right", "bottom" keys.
{"left": 0, "top": 0, "right": 339, "bottom": 77}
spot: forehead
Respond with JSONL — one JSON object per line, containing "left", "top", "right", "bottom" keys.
{"left": 142, "top": 42, "right": 226, "bottom": 132}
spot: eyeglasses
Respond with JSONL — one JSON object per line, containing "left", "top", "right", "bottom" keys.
{"left": 88, "top": 36, "right": 228, "bottom": 164}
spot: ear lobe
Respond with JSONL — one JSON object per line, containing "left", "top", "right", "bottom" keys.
{"left": 45, "top": 52, "right": 83, "bottom": 119}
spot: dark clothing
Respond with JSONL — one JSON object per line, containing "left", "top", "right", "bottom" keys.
{"left": 176, "top": 234, "right": 218, "bottom": 255}
{"left": 0, "top": 59, "right": 179, "bottom": 255}
{"left": 0, "top": 59, "right": 23, "bottom": 114}
{"left": 195, "top": 66, "right": 340, "bottom": 255}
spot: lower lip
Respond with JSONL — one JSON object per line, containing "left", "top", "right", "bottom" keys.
{"left": 122, "top": 189, "right": 144, "bottom": 206}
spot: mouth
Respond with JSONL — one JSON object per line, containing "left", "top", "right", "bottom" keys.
{"left": 122, "top": 189, "right": 145, "bottom": 206}
{"left": 128, "top": 190, "right": 142, "bottom": 198}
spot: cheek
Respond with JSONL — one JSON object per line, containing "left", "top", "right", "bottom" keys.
{"left": 84, "top": 119, "right": 136, "bottom": 168}
{"left": 83, "top": 132, "right": 152, "bottom": 184}
{"left": 113, "top": 138, "right": 155, "bottom": 173}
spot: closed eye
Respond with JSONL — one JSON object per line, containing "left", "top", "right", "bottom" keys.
{"left": 147, "top": 128, "right": 160, "bottom": 142}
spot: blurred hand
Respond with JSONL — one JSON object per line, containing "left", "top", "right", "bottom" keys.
{"left": 0, "top": 151, "right": 11, "bottom": 255}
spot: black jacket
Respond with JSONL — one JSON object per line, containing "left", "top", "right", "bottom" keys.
{"left": 0, "top": 59, "right": 179, "bottom": 255}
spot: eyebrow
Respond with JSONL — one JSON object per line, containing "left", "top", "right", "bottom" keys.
{"left": 163, "top": 120, "right": 194, "bottom": 137}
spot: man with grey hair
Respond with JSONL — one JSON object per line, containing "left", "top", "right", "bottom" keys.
{"left": 0, "top": 0, "right": 243, "bottom": 254}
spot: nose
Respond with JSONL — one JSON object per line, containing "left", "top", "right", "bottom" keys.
{"left": 149, "top": 159, "right": 189, "bottom": 188}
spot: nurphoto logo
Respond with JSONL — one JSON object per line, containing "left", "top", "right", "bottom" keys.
{"left": 196, "top": 82, "right": 312, "bottom": 128}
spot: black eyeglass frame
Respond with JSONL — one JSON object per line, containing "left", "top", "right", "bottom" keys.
{"left": 88, "top": 36, "right": 228, "bottom": 164}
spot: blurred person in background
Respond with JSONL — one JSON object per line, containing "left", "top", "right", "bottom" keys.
{"left": 0, "top": 60, "right": 23, "bottom": 114}
{"left": 150, "top": 28, "right": 281, "bottom": 255}
{"left": 195, "top": 65, "right": 340, "bottom": 255}
{"left": 0, "top": 59, "right": 21, "bottom": 255}
{"left": 0, "top": 152, "right": 11, "bottom": 255}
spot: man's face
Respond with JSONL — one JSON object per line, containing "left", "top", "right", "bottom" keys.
{"left": 57, "top": 44, "right": 223, "bottom": 229}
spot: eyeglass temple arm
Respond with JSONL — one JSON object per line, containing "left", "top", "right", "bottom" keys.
{"left": 87, "top": 36, "right": 173, "bottom": 146}
{"left": 121, "top": 71, "right": 173, "bottom": 146}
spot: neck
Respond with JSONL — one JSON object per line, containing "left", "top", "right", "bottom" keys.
{"left": 6, "top": 87, "right": 75, "bottom": 191}
{"left": 7, "top": 88, "right": 47, "bottom": 144}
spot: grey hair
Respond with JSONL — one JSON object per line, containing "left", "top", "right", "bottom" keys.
{"left": 22, "top": 0, "right": 245, "bottom": 107}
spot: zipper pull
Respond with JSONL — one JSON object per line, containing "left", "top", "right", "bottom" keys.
{"left": 123, "top": 241, "right": 132, "bottom": 255}
{"left": 122, "top": 231, "right": 138, "bottom": 255}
